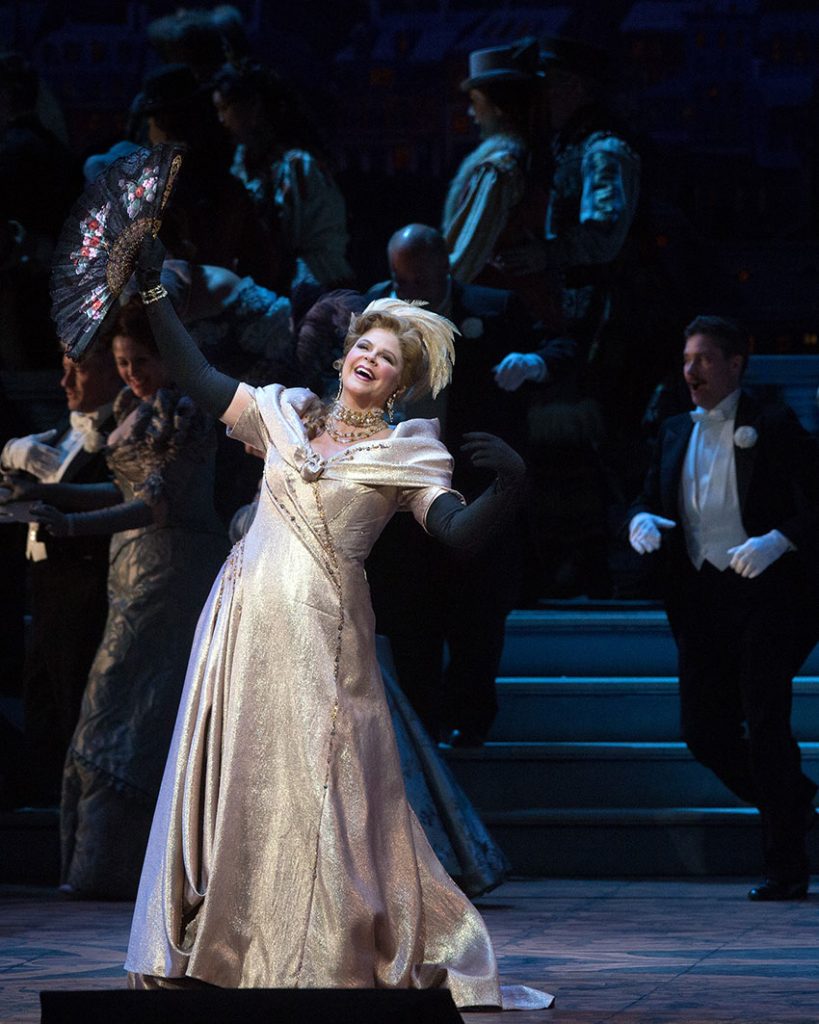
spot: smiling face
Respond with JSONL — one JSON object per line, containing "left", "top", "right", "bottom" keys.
{"left": 340, "top": 328, "right": 404, "bottom": 412}
{"left": 683, "top": 332, "right": 743, "bottom": 410}
{"left": 112, "top": 334, "right": 168, "bottom": 401}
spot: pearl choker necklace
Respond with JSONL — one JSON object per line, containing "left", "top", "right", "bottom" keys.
{"left": 324, "top": 401, "right": 387, "bottom": 444}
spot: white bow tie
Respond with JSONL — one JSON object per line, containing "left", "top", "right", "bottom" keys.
{"left": 69, "top": 411, "right": 105, "bottom": 452}
{"left": 690, "top": 407, "right": 727, "bottom": 423}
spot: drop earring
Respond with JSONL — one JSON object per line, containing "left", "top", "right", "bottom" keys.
{"left": 335, "top": 376, "right": 343, "bottom": 402}
{"left": 387, "top": 392, "right": 396, "bottom": 424}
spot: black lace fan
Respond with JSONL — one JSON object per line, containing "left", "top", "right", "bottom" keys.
{"left": 51, "top": 143, "right": 185, "bottom": 360}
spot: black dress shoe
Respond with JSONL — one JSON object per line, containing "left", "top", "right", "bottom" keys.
{"left": 747, "top": 878, "right": 809, "bottom": 901}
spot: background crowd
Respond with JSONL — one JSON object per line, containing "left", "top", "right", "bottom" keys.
{"left": 0, "top": 5, "right": 816, "bottom": 899}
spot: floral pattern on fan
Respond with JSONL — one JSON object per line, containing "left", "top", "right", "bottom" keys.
{"left": 51, "top": 143, "right": 185, "bottom": 360}
{"left": 120, "top": 163, "right": 162, "bottom": 219}
{"left": 78, "top": 282, "right": 111, "bottom": 323}
{"left": 71, "top": 203, "right": 112, "bottom": 278}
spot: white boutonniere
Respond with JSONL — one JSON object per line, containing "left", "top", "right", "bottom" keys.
{"left": 733, "top": 425, "right": 758, "bottom": 449}
{"left": 459, "top": 317, "right": 484, "bottom": 339}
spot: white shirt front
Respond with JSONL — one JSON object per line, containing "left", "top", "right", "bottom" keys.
{"left": 679, "top": 389, "right": 747, "bottom": 571}
{"left": 26, "top": 402, "right": 113, "bottom": 561}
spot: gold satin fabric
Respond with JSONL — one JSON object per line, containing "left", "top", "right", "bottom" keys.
{"left": 125, "top": 385, "right": 503, "bottom": 1006}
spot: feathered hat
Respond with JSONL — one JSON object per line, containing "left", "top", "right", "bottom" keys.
{"left": 358, "top": 298, "right": 457, "bottom": 400}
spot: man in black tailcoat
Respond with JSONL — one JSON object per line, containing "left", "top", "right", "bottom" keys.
{"left": 628, "top": 316, "right": 819, "bottom": 900}
{"left": 365, "top": 223, "right": 574, "bottom": 745}
{"left": 1, "top": 345, "right": 121, "bottom": 804}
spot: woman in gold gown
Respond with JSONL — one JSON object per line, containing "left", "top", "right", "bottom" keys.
{"left": 123, "top": 237, "right": 552, "bottom": 1009}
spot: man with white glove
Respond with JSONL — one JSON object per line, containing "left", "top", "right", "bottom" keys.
{"left": 1, "top": 344, "right": 120, "bottom": 804}
{"left": 492, "top": 338, "right": 577, "bottom": 393}
{"left": 727, "top": 531, "right": 792, "bottom": 579}
{"left": 1, "top": 429, "right": 62, "bottom": 479}
{"left": 628, "top": 512, "right": 676, "bottom": 554}
{"left": 493, "top": 351, "right": 546, "bottom": 391}
{"left": 628, "top": 315, "right": 819, "bottom": 902}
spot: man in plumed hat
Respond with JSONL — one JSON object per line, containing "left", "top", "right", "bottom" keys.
{"left": 442, "top": 38, "right": 540, "bottom": 293}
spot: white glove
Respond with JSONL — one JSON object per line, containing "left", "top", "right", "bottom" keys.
{"left": 727, "top": 530, "right": 791, "bottom": 579}
{"left": 0, "top": 431, "right": 61, "bottom": 479}
{"left": 629, "top": 512, "right": 676, "bottom": 554}
{"left": 493, "top": 352, "right": 547, "bottom": 391}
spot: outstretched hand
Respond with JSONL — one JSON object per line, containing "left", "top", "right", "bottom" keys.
{"left": 136, "top": 233, "right": 167, "bottom": 292}
{"left": 629, "top": 512, "right": 676, "bottom": 554}
{"left": 0, "top": 473, "right": 44, "bottom": 502}
{"left": 2, "top": 431, "right": 61, "bottom": 478}
{"left": 30, "top": 502, "right": 72, "bottom": 536}
{"left": 493, "top": 352, "right": 546, "bottom": 391}
{"left": 460, "top": 432, "right": 525, "bottom": 485}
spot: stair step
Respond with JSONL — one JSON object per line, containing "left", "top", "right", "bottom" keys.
{"left": 480, "top": 806, "right": 819, "bottom": 877}
{"left": 444, "top": 741, "right": 819, "bottom": 810}
{"left": 499, "top": 610, "right": 819, "bottom": 677}
{"left": 489, "top": 676, "right": 819, "bottom": 741}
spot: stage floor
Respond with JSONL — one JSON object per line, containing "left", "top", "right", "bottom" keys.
{"left": 1, "top": 877, "right": 817, "bottom": 1023}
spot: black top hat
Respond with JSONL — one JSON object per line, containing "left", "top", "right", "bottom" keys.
{"left": 133, "top": 63, "right": 206, "bottom": 117}
{"left": 460, "top": 37, "right": 539, "bottom": 92}
{"left": 539, "top": 37, "right": 609, "bottom": 82}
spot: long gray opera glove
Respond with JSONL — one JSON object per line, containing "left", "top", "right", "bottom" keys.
{"left": 425, "top": 432, "right": 525, "bottom": 554}
{"left": 135, "top": 231, "right": 164, "bottom": 290}
{"left": 136, "top": 235, "right": 239, "bottom": 418}
{"left": 30, "top": 499, "right": 155, "bottom": 537}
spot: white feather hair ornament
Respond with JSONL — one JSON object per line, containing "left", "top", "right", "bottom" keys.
{"left": 360, "top": 298, "right": 458, "bottom": 399}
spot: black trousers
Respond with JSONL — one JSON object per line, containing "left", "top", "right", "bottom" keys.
{"left": 22, "top": 555, "right": 110, "bottom": 802}
{"left": 666, "top": 555, "right": 817, "bottom": 880}
{"left": 367, "top": 510, "right": 520, "bottom": 740}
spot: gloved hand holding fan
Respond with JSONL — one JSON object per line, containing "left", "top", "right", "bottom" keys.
{"left": 50, "top": 143, "right": 184, "bottom": 360}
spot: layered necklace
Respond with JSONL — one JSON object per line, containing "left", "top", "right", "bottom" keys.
{"left": 324, "top": 400, "right": 387, "bottom": 444}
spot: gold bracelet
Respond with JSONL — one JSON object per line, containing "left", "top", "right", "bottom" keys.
{"left": 140, "top": 284, "right": 168, "bottom": 304}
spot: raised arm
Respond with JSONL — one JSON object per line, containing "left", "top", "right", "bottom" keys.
{"left": 425, "top": 432, "right": 525, "bottom": 554}
{"left": 136, "top": 235, "right": 250, "bottom": 428}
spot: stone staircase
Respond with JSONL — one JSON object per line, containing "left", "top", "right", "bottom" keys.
{"left": 444, "top": 607, "right": 819, "bottom": 876}
{"left": 4, "top": 606, "right": 818, "bottom": 883}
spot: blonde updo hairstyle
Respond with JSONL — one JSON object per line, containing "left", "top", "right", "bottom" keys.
{"left": 338, "top": 309, "right": 429, "bottom": 402}
{"left": 302, "top": 299, "right": 456, "bottom": 439}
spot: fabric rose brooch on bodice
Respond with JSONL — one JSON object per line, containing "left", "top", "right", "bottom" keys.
{"left": 294, "top": 445, "right": 325, "bottom": 482}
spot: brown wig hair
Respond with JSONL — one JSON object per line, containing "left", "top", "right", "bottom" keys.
{"left": 106, "top": 297, "right": 161, "bottom": 356}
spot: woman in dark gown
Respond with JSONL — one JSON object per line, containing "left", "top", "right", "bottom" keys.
{"left": 32, "top": 300, "right": 227, "bottom": 898}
